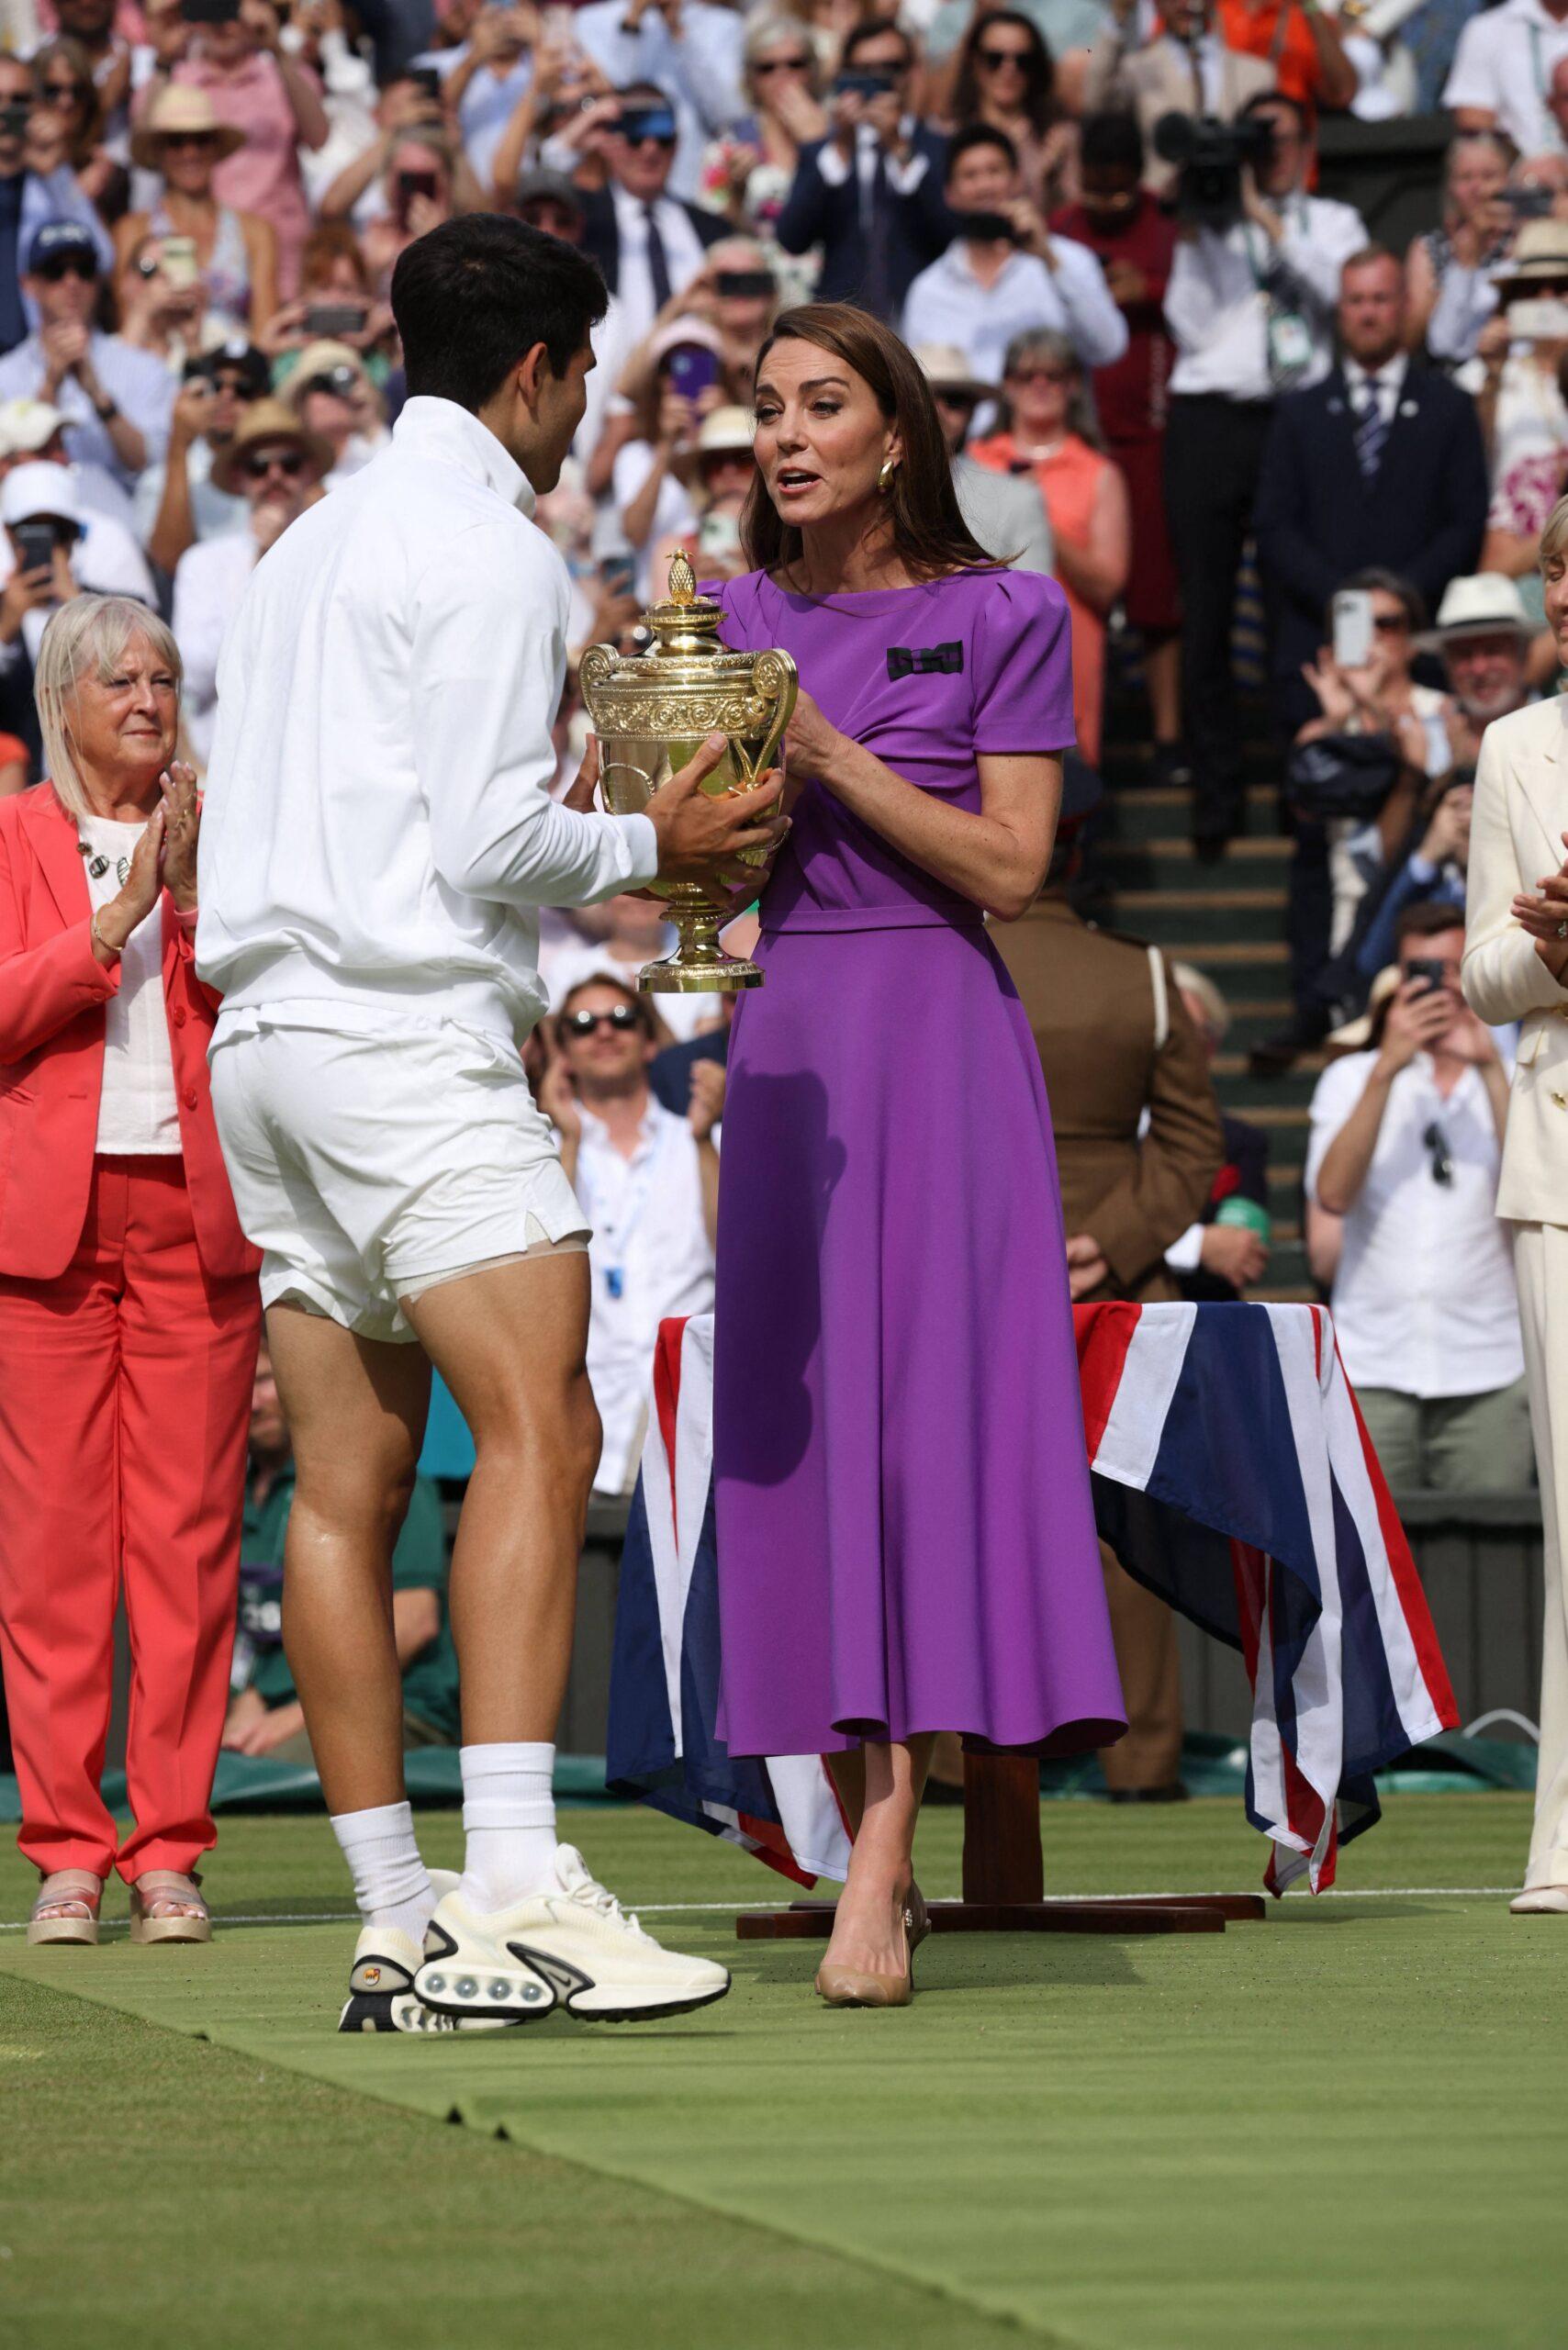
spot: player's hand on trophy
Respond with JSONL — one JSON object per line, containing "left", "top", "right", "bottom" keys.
{"left": 563, "top": 733, "right": 600, "bottom": 812}
{"left": 644, "top": 730, "right": 788, "bottom": 889}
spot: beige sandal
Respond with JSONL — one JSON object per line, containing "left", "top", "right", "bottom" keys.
{"left": 28, "top": 1870, "right": 105, "bottom": 1946}
{"left": 129, "top": 1871, "right": 211, "bottom": 1945}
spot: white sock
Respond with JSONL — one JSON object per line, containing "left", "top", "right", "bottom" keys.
{"left": 330, "top": 1799, "right": 434, "bottom": 1946}
{"left": 459, "top": 1741, "right": 558, "bottom": 1911}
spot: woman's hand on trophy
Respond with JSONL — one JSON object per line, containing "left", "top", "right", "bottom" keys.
{"left": 644, "top": 732, "right": 788, "bottom": 889}
{"left": 784, "top": 688, "right": 843, "bottom": 794}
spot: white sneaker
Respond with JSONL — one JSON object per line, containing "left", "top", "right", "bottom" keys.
{"left": 1509, "top": 1885, "right": 1568, "bottom": 1914}
{"left": 337, "top": 1871, "right": 521, "bottom": 2034}
{"left": 414, "top": 1845, "right": 732, "bottom": 2024}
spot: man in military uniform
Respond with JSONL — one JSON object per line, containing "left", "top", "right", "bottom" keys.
{"left": 995, "top": 787, "right": 1225, "bottom": 1796}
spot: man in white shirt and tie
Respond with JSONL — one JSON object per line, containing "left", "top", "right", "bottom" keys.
{"left": 197, "top": 214, "right": 781, "bottom": 2035}
{"left": 574, "top": 86, "right": 726, "bottom": 345}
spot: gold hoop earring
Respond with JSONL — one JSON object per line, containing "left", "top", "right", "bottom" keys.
{"left": 877, "top": 457, "right": 897, "bottom": 494}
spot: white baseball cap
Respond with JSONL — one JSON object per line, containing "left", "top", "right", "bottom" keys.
{"left": 2, "top": 460, "right": 80, "bottom": 532}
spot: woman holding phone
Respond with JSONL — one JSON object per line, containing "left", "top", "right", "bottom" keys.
{"left": 166, "top": 0, "right": 330, "bottom": 299}
{"left": 708, "top": 304, "right": 1125, "bottom": 2008}
{"left": 116, "top": 84, "right": 277, "bottom": 334}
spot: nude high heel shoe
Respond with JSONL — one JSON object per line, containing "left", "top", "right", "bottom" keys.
{"left": 815, "top": 1884, "right": 928, "bottom": 2009}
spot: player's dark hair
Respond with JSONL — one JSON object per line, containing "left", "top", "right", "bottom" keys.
{"left": 392, "top": 214, "right": 607, "bottom": 410}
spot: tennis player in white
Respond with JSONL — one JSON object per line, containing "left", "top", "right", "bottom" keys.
{"left": 197, "top": 216, "right": 782, "bottom": 2032}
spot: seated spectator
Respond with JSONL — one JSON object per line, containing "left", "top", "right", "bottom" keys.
{"left": 1257, "top": 249, "right": 1488, "bottom": 737}
{"left": 28, "top": 38, "right": 124, "bottom": 224}
{"left": 134, "top": 338, "right": 266, "bottom": 576}
{"left": 118, "top": 84, "right": 276, "bottom": 339}
{"left": 937, "top": 10, "right": 1075, "bottom": 213}
{"left": 774, "top": 20, "right": 949, "bottom": 319}
{"left": 547, "top": 893, "right": 718, "bottom": 1041}
{"left": 0, "top": 220, "right": 174, "bottom": 499}
{"left": 572, "top": 0, "right": 745, "bottom": 203}
{"left": 172, "top": 396, "right": 329, "bottom": 766}
{"left": 222, "top": 1346, "right": 456, "bottom": 1762}
{"left": 1212, "top": 0, "right": 1358, "bottom": 119}
{"left": 317, "top": 69, "right": 487, "bottom": 236}
{"left": 576, "top": 82, "right": 728, "bottom": 344}
{"left": 914, "top": 339, "right": 1054, "bottom": 572}
{"left": 1406, "top": 129, "right": 1513, "bottom": 366}
{"left": 539, "top": 975, "right": 721, "bottom": 1497}
{"left": 1164, "top": 963, "right": 1272, "bottom": 1298}
{"left": 163, "top": 0, "right": 329, "bottom": 299}
{"left": 1356, "top": 768, "right": 1473, "bottom": 982}
{"left": 1053, "top": 107, "right": 1183, "bottom": 781}
{"left": 1307, "top": 902, "right": 1531, "bottom": 1494}
{"left": 0, "top": 460, "right": 151, "bottom": 763}
{"left": 115, "top": 229, "right": 218, "bottom": 369}
{"left": 666, "top": 400, "right": 765, "bottom": 583}
{"left": 0, "top": 387, "right": 138, "bottom": 533}
{"left": 1428, "top": 569, "right": 1536, "bottom": 769}
{"left": 415, "top": 5, "right": 534, "bottom": 192}
{"left": 354, "top": 123, "right": 460, "bottom": 290}
{"left": 1474, "top": 221, "right": 1568, "bottom": 563}
{"left": 605, "top": 316, "right": 724, "bottom": 599}
{"left": 591, "top": 242, "right": 777, "bottom": 496}
{"left": 489, "top": 32, "right": 614, "bottom": 211}
{"left": 1082, "top": 0, "right": 1273, "bottom": 201}
{"left": 1444, "top": 0, "right": 1568, "bottom": 161}
{"left": 50, "top": 0, "right": 135, "bottom": 156}
{"left": 969, "top": 328, "right": 1130, "bottom": 765}
{"left": 0, "top": 50, "right": 113, "bottom": 362}
{"left": 287, "top": 0, "right": 380, "bottom": 217}
{"left": 696, "top": 14, "right": 827, "bottom": 253}
{"left": 1163, "top": 92, "right": 1366, "bottom": 858}
{"left": 259, "top": 219, "right": 392, "bottom": 378}
{"left": 902, "top": 125, "right": 1126, "bottom": 387}
{"left": 279, "top": 336, "right": 386, "bottom": 483}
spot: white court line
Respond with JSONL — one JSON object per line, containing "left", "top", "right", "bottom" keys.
{"left": 0, "top": 1886, "right": 1519, "bottom": 1931}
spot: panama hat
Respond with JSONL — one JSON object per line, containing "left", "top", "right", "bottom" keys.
{"left": 1425, "top": 572, "right": 1535, "bottom": 645}
{"left": 911, "top": 341, "right": 995, "bottom": 402}
{"left": 673, "top": 404, "right": 756, "bottom": 483}
{"left": 130, "top": 85, "right": 246, "bottom": 172}
{"left": 1495, "top": 217, "right": 1568, "bottom": 293}
{"left": 210, "top": 397, "right": 331, "bottom": 496}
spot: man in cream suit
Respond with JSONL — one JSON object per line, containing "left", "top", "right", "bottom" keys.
{"left": 1462, "top": 498, "right": 1568, "bottom": 1912}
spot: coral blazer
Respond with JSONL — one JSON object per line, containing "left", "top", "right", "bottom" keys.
{"left": 0, "top": 783, "right": 260, "bottom": 1281}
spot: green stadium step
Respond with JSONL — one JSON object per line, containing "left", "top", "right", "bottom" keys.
{"left": 1104, "top": 785, "right": 1282, "bottom": 842}
{"left": 1117, "top": 897, "right": 1290, "bottom": 946}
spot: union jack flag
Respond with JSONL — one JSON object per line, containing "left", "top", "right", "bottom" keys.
{"left": 607, "top": 1304, "right": 1457, "bottom": 1894}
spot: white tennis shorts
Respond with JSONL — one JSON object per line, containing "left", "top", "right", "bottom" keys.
{"left": 208, "top": 1013, "right": 589, "bottom": 1344}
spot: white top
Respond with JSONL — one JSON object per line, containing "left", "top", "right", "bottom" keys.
{"left": 1304, "top": 1049, "right": 1525, "bottom": 1399}
{"left": 1442, "top": 0, "right": 1568, "bottom": 158}
{"left": 196, "top": 397, "right": 658, "bottom": 1047}
{"left": 814, "top": 118, "right": 933, "bottom": 205}
{"left": 170, "top": 526, "right": 257, "bottom": 768}
{"left": 902, "top": 237, "right": 1127, "bottom": 386}
{"left": 78, "top": 811, "right": 181, "bottom": 1156}
{"left": 610, "top": 437, "right": 697, "bottom": 606}
{"left": 576, "top": 1095, "right": 715, "bottom": 1492}
{"left": 1164, "top": 196, "right": 1368, "bottom": 401}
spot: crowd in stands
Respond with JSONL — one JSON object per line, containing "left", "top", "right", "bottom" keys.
{"left": 0, "top": 0, "right": 1557, "bottom": 1527}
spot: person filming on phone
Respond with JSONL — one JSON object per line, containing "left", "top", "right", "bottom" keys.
{"left": 0, "top": 220, "right": 174, "bottom": 493}
{"left": 1306, "top": 901, "right": 1529, "bottom": 1495}
{"left": 197, "top": 215, "right": 778, "bottom": 2033}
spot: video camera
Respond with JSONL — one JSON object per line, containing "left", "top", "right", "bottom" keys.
{"left": 1153, "top": 109, "right": 1275, "bottom": 231}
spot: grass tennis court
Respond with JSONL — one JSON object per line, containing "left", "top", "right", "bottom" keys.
{"left": 2, "top": 1792, "right": 1561, "bottom": 2350}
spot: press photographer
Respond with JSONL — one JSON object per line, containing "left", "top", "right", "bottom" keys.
{"left": 1162, "top": 91, "right": 1365, "bottom": 858}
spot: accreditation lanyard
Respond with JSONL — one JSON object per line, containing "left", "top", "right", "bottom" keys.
{"left": 580, "top": 1114, "right": 672, "bottom": 1304}
{"left": 1244, "top": 200, "right": 1312, "bottom": 383}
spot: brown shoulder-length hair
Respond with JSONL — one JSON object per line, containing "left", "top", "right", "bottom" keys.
{"left": 742, "top": 304, "right": 1001, "bottom": 582}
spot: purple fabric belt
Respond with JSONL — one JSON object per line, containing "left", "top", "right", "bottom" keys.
{"left": 763, "top": 904, "right": 986, "bottom": 936}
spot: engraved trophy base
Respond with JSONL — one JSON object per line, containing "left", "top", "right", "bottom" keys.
{"left": 642, "top": 890, "right": 762, "bottom": 992}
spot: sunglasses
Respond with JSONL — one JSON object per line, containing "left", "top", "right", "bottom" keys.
{"left": 34, "top": 253, "right": 96, "bottom": 283}
{"left": 521, "top": 202, "right": 579, "bottom": 231}
{"left": 241, "top": 448, "right": 307, "bottom": 480}
{"left": 1372, "top": 612, "right": 1409, "bottom": 633}
{"left": 976, "top": 44, "right": 1030, "bottom": 65}
{"left": 1421, "top": 1120, "right": 1453, "bottom": 1189}
{"left": 163, "top": 130, "right": 221, "bottom": 150}
{"left": 754, "top": 53, "right": 812, "bottom": 73}
{"left": 1009, "top": 365, "right": 1073, "bottom": 386}
{"left": 41, "top": 79, "right": 88, "bottom": 101}
{"left": 563, "top": 1005, "right": 641, "bottom": 1036}
{"left": 934, "top": 387, "right": 978, "bottom": 408}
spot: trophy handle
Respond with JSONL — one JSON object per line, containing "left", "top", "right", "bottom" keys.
{"left": 733, "top": 648, "right": 798, "bottom": 789}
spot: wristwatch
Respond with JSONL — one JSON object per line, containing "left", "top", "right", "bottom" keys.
{"left": 93, "top": 393, "right": 118, "bottom": 423}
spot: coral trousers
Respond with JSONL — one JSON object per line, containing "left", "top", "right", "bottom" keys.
{"left": 0, "top": 1157, "right": 259, "bottom": 1880}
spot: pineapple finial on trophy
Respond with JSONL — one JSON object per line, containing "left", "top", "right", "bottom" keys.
{"left": 666, "top": 548, "right": 697, "bottom": 607}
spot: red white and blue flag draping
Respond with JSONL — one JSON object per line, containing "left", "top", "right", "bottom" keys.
{"left": 606, "top": 1304, "right": 1458, "bottom": 1895}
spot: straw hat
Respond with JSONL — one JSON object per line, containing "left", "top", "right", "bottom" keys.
{"left": 1426, "top": 572, "right": 1535, "bottom": 645}
{"left": 911, "top": 341, "right": 995, "bottom": 403}
{"left": 1495, "top": 217, "right": 1568, "bottom": 294}
{"left": 1327, "top": 965, "right": 1401, "bottom": 1054}
{"left": 130, "top": 84, "right": 246, "bottom": 172}
{"left": 210, "top": 397, "right": 331, "bottom": 495}
{"left": 672, "top": 404, "right": 756, "bottom": 483}
{"left": 283, "top": 340, "right": 373, "bottom": 407}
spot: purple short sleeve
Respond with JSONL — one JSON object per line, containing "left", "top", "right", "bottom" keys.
{"left": 970, "top": 572, "right": 1075, "bottom": 756}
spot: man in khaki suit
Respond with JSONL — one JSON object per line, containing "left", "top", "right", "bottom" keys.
{"left": 1462, "top": 533, "right": 1568, "bottom": 1908}
{"left": 996, "top": 831, "right": 1225, "bottom": 1795}
{"left": 1082, "top": 0, "right": 1275, "bottom": 199}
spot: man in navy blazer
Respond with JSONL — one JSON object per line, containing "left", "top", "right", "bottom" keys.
{"left": 1254, "top": 247, "right": 1488, "bottom": 732}
{"left": 774, "top": 21, "right": 950, "bottom": 319}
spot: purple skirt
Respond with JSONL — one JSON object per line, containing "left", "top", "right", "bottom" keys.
{"left": 712, "top": 907, "right": 1126, "bottom": 1760}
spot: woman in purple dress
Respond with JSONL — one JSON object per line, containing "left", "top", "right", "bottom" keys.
{"left": 711, "top": 306, "right": 1125, "bottom": 2008}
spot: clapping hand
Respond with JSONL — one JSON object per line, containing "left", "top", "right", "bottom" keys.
{"left": 1512, "top": 827, "right": 1568, "bottom": 981}
{"left": 158, "top": 761, "right": 200, "bottom": 912}
{"left": 688, "top": 1058, "right": 725, "bottom": 1142}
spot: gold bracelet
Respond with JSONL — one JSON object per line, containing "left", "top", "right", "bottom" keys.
{"left": 91, "top": 909, "right": 121, "bottom": 959}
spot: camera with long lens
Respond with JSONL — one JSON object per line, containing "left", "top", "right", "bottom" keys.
{"left": 1153, "top": 109, "right": 1275, "bottom": 230}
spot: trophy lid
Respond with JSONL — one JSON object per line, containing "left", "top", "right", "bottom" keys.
{"left": 644, "top": 548, "right": 723, "bottom": 658}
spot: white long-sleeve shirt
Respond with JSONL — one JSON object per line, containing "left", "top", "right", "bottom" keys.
{"left": 902, "top": 236, "right": 1128, "bottom": 387}
{"left": 1165, "top": 196, "right": 1367, "bottom": 401}
{"left": 196, "top": 397, "right": 657, "bottom": 1045}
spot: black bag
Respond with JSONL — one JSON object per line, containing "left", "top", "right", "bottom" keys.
{"left": 1284, "top": 731, "right": 1401, "bottom": 822}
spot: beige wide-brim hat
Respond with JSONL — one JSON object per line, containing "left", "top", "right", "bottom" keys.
{"left": 210, "top": 397, "right": 332, "bottom": 496}
{"left": 672, "top": 403, "right": 756, "bottom": 484}
{"left": 912, "top": 341, "right": 995, "bottom": 403}
{"left": 1495, "top": 216, "right": 1568, "bottom": 296}
{"left": 130, "top": 85, "right": 246, "bottom": 172}
{"left": 1327, "top": 965, "right": 1401, "bottom": 1053}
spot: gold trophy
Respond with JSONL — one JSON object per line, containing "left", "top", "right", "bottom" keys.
{"left": 579, "top": 551, "right": 797, "bottom": 991}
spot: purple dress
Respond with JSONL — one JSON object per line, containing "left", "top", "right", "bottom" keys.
{"left": 711, "top": 565, "right": 1126, "bottom": 1760}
